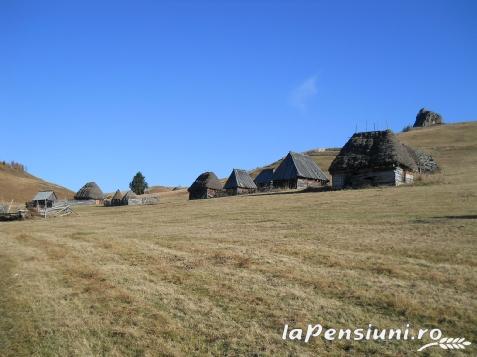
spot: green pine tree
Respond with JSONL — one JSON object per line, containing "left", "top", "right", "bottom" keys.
{"left": 129, "top": 171, "right": 148, "bottom": 195}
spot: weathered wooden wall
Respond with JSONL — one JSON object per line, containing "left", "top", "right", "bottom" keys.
{"left": 332, "top": 167, "right": 414, "bottom": 189}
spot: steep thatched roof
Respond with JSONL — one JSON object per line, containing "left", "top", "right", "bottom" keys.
{"left": 74, "top": 182, "right": 104, "bottom": 200}
{"left": 254, "top": 168, "right": 274, "bottom": 185}
{"left": 224, "top": 169, "right": 257, "bottom": 189}
{"left": 111, "top": 189, "right": 123, "bottom": 201}
{"left": 329, "top": 130, "right": 417, "bottom": 174}
{"left": 188, "top": 172, "right": 223, "bottom": 192}
{"left": 273, "top": 152, "right": 328, "bottom": 181}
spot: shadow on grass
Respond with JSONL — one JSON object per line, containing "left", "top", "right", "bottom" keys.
{"left": 250, "top": 186, "right": 331, "bottom": 197}
{"left": 435, "top": 215, "right": 477, "bottom": 220}
{"left": 413, "top": 215, "right": 477, "bottom": 223}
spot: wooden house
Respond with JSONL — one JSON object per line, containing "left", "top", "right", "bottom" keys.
{"left": 328, "top": 130, "right": 418, "bottom": 189}
{"left": 31, "top": 191, "right": 58, "bottom": 208}
{"left": 224, "top": 169, "right": 257, "bottom": 195}
{"left": 111, "top": 190, "right": 123, "bottom": 206}
{"left": 254, "top": 168, "right": 274, "bottom": 191}
{"left": 188, "top": 172, "right": 223, "bottom": 200}
{"left": 272, "top": 152, "right": 328, "bottom": 189}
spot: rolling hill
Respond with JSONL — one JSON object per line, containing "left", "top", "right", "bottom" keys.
{"left": 0, "top": 163, "right": 74, "bottom": 203}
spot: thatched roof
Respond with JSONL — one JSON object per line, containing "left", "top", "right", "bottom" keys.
{"left": 254, "top": 168, "right": 274, "bottom": 185}
{"left": 111, "top": 189, "right": 123, "bottom": 201}
{"left": 188, "top": 172, "right": 223, "bottom": 192}
{"left": 74, "top": 182, "right": 104, "bottom": 200}
{"left": 329, "top": 130, "right": 417, "bottom": 174}
{"left": 224, "top": 169, "right": 257, "bottom": 189}
{"left": 273, "top": 152, "right": 328, "bottom": 181}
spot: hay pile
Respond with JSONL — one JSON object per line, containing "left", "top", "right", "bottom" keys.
{"left": 74, "top": 182, "right": 104, "bottom": 200}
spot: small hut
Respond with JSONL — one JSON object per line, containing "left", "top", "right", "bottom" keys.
{"left": 224, "top": 169, "right": 257, "bottom": 195}
{"left": 329, "top": 130, "right": 417, "bottom": 189}
{"left": 272, "top": 152, "right": 328, "bottom": 189}
{"left": 111, "top": 190, "right": 123, "bottom": 206}
{"left": 254, "top": 168, "right": 274, "bottom": 191}
{"left": 74, "top": 182, "right": 104, "bottom": 204}
{"left": 31, "top": 191, "right": 58, "bottom": 208}
{"left": 188, "top": 172, "right": 223, "bottom": 200}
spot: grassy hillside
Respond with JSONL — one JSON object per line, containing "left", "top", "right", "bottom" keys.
{"left": 251, "top": 121, "right": 477, "bottom": 181}
{"left": 0, "top": 122, "right": 476, "bottom": 356}
{"left": 0, "top": 164, "right": 74, "bottom": 203}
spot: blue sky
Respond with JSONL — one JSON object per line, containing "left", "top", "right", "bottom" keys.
{"left": 1, "top": 0, "right": 476, "bottom": 192}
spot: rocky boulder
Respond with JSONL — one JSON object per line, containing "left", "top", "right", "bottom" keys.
{"left": 413, "top": 108, "right": 443, "bottom": 127}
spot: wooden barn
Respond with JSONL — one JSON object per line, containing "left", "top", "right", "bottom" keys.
{"left": 31, "top": 191, "right": 58, "bottom": 208}
{"left": 74, "top": 181, "right": 104, "bottom": 204}
{"left": 188, "top": 172, "right": 223, "bottom": 200}
{"left": 224, "top": 169, "right": 257, "bottom": 195}
{"left": 110, "top": 190, "right": 123, "bottom": 206}
{"left": 272, "top": 152, "right": 328, "bottom": 189}
{"left": 329, "top": 130, "right": 418, "bottom": 189}
{"left": 254, "top": 168, "right": 274, "bottom": 191}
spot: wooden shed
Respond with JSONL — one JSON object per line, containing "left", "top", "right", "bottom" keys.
{"left": 254, "top": 168, "right": 274, "bottom": 191}
{"left": 31, "top": 191, "right": 58, "bottom": 208}
{"left": 224, "top": 169, "right": 257, "bottom": 195}
{"left": 329, "top": 130, "right": 418, "bottom": 189}
{"left": 111, "top": 190, "right": 124, "bottom": 206}
{"left": 272, "top": 152, "right": 328, "bottom": 189}
{"left": 188, "top": 172, "right": 223, "bottom": 200}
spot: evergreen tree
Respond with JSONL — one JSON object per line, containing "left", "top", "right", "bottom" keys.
{"left": 129, "top": 171, "right": 148, "bottom": 195}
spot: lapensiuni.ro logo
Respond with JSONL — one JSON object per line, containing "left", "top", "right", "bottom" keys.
{"left": 282, "top": 324, "right": 472, "bottom": 352}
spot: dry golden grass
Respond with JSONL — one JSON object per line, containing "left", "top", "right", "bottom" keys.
{"left": 0, "top": 165, "right": 73, "bottom": 203}
{"left": 0, "top": 122, "right": 476, "bottom": 356}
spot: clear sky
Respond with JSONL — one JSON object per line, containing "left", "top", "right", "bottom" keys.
{"left": 1, "top": 0, "right": 476, "bottom": 192}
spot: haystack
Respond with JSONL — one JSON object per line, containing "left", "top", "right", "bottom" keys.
{"left": 74, "top": 182, "right": 104, "bottom": 200}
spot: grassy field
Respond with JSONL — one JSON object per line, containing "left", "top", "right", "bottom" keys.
{"left": 1, "top": 122, "right": 476, "bottom": 356}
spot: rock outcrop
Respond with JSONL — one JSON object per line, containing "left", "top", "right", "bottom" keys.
{"left": 413, "top": 108, "right": 443, "bottom": 127}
